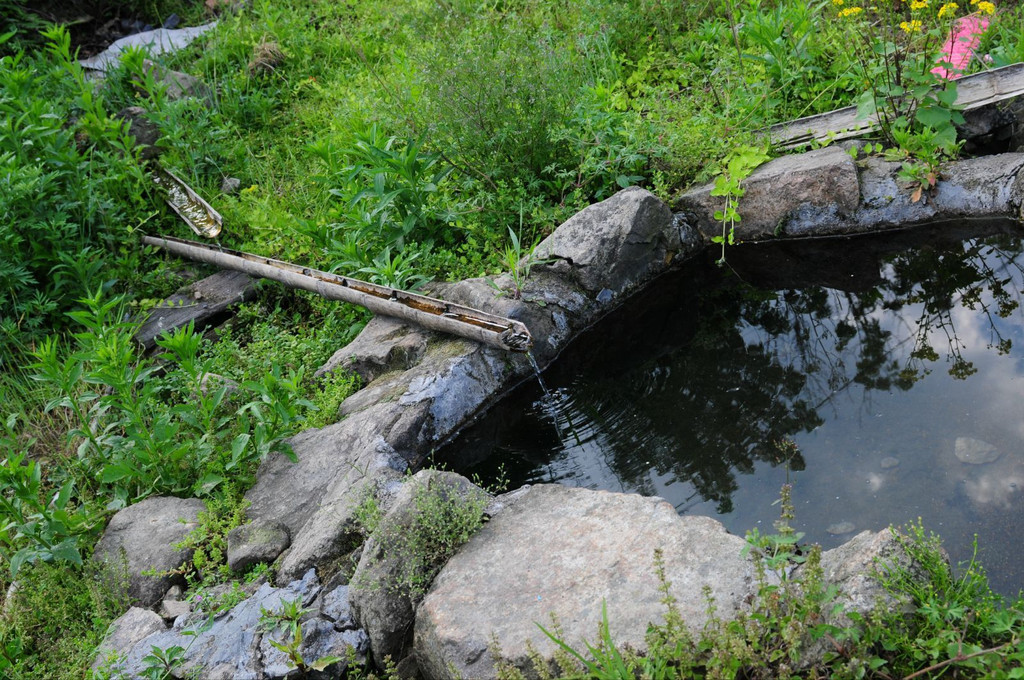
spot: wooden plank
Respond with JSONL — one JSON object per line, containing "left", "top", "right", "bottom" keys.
{"left": 766, "top": 62, "right": 1024, "bottom": 149}
{"left": 134, "top": 269, "right": 256, "bottom": 349}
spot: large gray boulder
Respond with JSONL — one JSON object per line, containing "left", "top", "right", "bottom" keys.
{"left": 350, "top": 470, "right": 491, "bottom": 669}
{"left": 93, "top": 496, "right": 206, "bottom": 607}
{"left": 676, "top": 148, "right": 1024, "bottom": 242}
{"left": 676, "top": 146, "right": 860, "bottom": 242}
{"left": 414, "top": 485, "right": 756, "bottom": 680}
{"left": 532, "top": 186, "right": 678, "bottom": 296}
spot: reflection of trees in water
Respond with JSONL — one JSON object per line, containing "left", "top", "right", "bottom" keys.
{"left": 448, "top": 231, "right": 1024, "bottom": 516}
{"left": 560, "top": 282, "right": 820, "bottom": 514}
{"left": 582, "top": 233, "right": 1024, "bottom": 511}
{"left": 732, "top": 235, "right": 1024, "bottom": 410}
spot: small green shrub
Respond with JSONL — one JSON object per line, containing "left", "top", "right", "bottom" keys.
{"left": 30, "top": 291, "right": 311, "bottom": 509}
{"left": 305, "top": 369, "right": 361, "bottom": 429}
{"left": 173, "top": 493, "right": 250, "bottom": 587}
{"left": 358, "top": 474, "right": 491, "bottom": 600}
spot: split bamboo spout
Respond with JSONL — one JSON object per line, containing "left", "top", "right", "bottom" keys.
{"left": 142, "top": 235, "right": 533, "bottom": 352}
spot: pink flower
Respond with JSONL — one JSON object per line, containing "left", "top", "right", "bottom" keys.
{"left": 932, "top": 15, "right": 990, "bottom": 80}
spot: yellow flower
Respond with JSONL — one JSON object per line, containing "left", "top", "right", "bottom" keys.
{"left": 840, "top": 6, "right": 864, "bottom": 16}
{"left": 938, "top": 1, "right": 958, "bottom": 16}
{"left": 910, "top": 0, "right": 929, "bottom": 9}
{"left": 976, "top": 1, "right": 995, "bottom": 13}
{"left": 832, "top": 0, "right": 845, "bottom": 5}
{"left": 900, "top": 19, "right": 924, "bottom": 31}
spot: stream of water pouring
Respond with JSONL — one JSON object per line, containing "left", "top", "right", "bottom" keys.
{"left": 526, "top": 351, "right": 551, "bottom": 396}
{"left": 527, "top": 351, "right": 576, "bottom": 442}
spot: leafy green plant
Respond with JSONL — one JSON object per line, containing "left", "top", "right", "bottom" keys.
{"left": 358, "top": 474, "right": 491, "bottom": 599}
{"left": 833, "top": 0, "right": 980, "bottom": 200}
{"left": 173, "top": 494, "right": 249, "bottom": 586}
{"left": 0, "top": 26, "right": 151, "bottom": 365}
{"left": 312, "top": 126, "right": 459, "bottom": 251}
{"left": 487, "top": 210, "right": 553, "bottom": 301}
{"left": 304, "top": 369, "right": 362, "bottom": 429}
{"left": 709, "top": 145, "right": 770, "bottom": 265}
{"left": 260, "top": 597, "right": 343, "bottom": 675}
{"left": 351, "top": 247, "right": 431, "bottom": 291}
{"left": 0, "top": 558, "right": 131, "bottom": 680}
{"left": 546, "top": 83, "right": 653, "bottom": 203}
{"left": 0, "top": 414, "right": 97, "bottom": 575}
{"left": 139, "top": 644, "right": 185, "bottom": 680}
{"left": 30, "top": 291, "right": 311, "bottom": 508}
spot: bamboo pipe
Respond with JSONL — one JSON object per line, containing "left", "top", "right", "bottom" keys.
{"left": 142, "top": 235, "right": 533, "bottom": 352}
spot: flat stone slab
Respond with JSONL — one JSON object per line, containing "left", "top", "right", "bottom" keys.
{"left": 955, "top": 436, "right": 1001, "bottom": 465}
{"left": 80, "top": 23, "right": 217, "bottom": 71}
{"left": 135, "top": 270, "right": 255, "bottom": 349}
{"left": 414, "top": 485, "right": 756, "bottom": 679}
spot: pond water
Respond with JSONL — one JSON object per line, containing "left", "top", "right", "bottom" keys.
{"left": 443, "top": 221, "right": 1024, "bottom": 597}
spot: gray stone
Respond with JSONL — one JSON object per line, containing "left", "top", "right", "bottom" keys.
{"left": 157, "top": 598, "right": 191, "bottom": 622}
{"left": 92, "top": 496, "right": 206, "bottom": 607}
{"left": 955, "top": 436, "right": 1001, "bottom": 465}
{"left": 227, "top": 519, "right": 291, "bottom": 573}
{"left": 245, "top": 411, "right": 408, "bottom": 582}
{"left": 221, "top": 176, "right": 242, "bottom": 194}
{"left": 676, "top": 146, "right": 860, "bottom": 242}
{"left": 881, "top": 456, "right": 900, "bottom": 469}
{"left": 351, "top": 470, "right": 491, "bottom": 668}
{"left": 315, "top": 315, "right": 431, "bottom": 383}
{"left": 414, "top": 485, "right": 755, "bottom": 680}
{"left": 321, "top": 584, "right": 356, "bottom": 628}
{"left": 816, "top": 528, "right": 919, "bottom": 626}
{"left": 675, "top": 149, "right": 1024, "bottom": 241}
{"left": 533, "top": 186, "right": 677, "bottom": 295}
{"left": 79, "top": 23, "right": 217, "bottom": 71}
{"left": 99, "top": 569, "right": 371, "bottom": 680}
{"left": 91, "top": 607, "right": 168, "bottom": 674}
{"left": 115, "top": 106, "right": 161, "bottom": 159}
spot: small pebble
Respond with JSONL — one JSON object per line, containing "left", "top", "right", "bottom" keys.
{"left": 880, "top": 456, "right": 900, "bottom": 469}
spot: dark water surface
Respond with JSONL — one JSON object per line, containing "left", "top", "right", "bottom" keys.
{"left": 443, "top": 221, "right": 1024, "bottom": 597}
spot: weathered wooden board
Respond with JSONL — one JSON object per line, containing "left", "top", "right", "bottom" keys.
{"left": 134, "top": 269, "right": 256, "bottom": 349}
{"left": 766, "top": 62, "right": 1024, "bottom": 149}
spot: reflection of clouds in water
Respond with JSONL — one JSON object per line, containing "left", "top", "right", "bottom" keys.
{"left": 946, "top": 304, "right": 1024, "bottom": 442}
{"left": 962, "top": 455, "right": 1024, "bottom": 510}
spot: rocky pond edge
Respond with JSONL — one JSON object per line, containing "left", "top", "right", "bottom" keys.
{"left": 92, "top": 144, "right": 1024, "bottom": 679}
